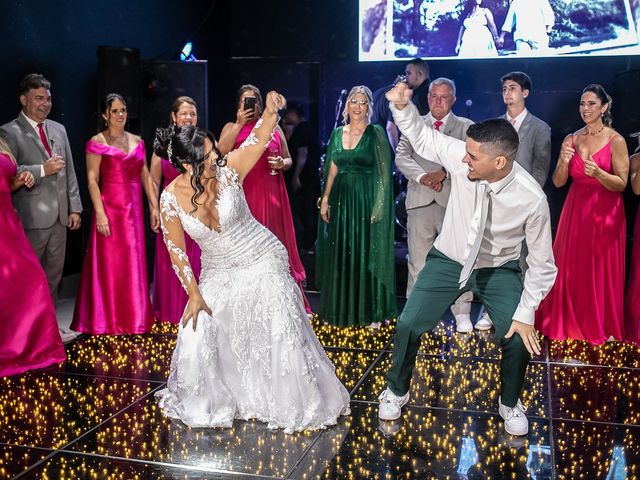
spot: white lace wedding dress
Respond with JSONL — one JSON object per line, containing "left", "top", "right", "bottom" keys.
{"left": 155, "top": 165, "right": 350, "bottom": 433}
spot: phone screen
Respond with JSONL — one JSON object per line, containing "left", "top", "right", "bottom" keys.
{"left": 243, "top": 96, "right": 257, "bottom": 113}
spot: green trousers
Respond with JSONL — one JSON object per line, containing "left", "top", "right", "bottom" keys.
{"left": 386, "top": 248, "right": 531, "bottom": 407}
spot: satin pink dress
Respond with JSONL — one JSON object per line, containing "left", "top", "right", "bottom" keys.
{"left": 234, "top": 123, "right": 310, "bottom": 312}
{"left": 152, "top": 158, "right": 201, "bottom": 323}
{"left": 536, "top": 141, "right": 626, "bottom": 344}
{"left": 0, "top": 153, "right": 65, "bottom": 376}
{"left": 72, "top": 140, "right": 154, "bottom": 334}
{"left": 625, "top": 206, "right": 640, "bottom": 344}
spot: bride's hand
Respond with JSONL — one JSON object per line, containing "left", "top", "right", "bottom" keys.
{"left": 182, "top": 293, "right": 212, "bottom": 332}
{"left": 265, "top": 91, "right": 286, "bottom": 114}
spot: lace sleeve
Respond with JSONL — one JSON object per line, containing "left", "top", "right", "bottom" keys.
{"left": 159, "top": 192, "right": 196, "bottom": 294}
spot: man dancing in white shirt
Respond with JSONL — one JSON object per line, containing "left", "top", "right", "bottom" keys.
{"left": 378, "top": 82, "right": 557, "bottom": 436}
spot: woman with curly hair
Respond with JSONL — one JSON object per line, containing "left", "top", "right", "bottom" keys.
{"left": 153, "top": 90, "right": 349, "bottom": 432}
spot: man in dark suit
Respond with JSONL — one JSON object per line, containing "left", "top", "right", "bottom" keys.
{"left": 0, "top": 73, "right": 83, "bottom": 340}
{"left": 475, "top": 71, "right": 551, "bottom": 330}
{"left": 371, "top": 58, "right": 430, "bottom": 151}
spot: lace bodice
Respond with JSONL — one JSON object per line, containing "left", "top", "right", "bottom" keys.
{"left": 159, "top": 165, "right": 288, "bottom": 291}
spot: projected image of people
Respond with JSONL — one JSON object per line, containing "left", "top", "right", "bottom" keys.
{"left": 455, "top": 0, "right": 499, "bottom": 57}
{"left": 360, "top": 0, "right": 640, "bottom": 60}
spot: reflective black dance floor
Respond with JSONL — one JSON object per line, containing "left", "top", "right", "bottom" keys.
{"left": 2, "top": 303, "right": 640, "bottom": 479}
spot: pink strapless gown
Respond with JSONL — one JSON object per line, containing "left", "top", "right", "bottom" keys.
{"left": 152, "top": 158, "right": 201, "bottom": 323}
{"left": 72, "top": 141, "right": 154, "bottom": 334}
{"left": 625, "top": 206, "right": 640, "bottom": 344}
{"left": 536, "top": 142, "right": 626, "bottom": 343}
{"left": 234, "top": 123, "right": 310, "bottom": 313}
{"left": 0, "top": 153, "right": 65, "bottom": 376}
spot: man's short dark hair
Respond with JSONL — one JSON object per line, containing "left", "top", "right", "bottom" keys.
{"left": 500, "top": 71, "right": 532, "bottom": 93}
{"left": 407, "top": 58, "right": 430, "bottom": 80}
{"left": 466, "top": 119, "right": 519, "bottom": 162}
{"left": 19, "top": 73, "right": 51, "bottom": 95}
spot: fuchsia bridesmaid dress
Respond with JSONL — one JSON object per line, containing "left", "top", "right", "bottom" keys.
{"left": 0, "top": 153, "right": 66, "bottom": 376}
{"left": 152, "top": 157, "right": 201, "bottom": 323}
{"left": 536, "top": 140, "right": 626, "bottom": 344}
{"left": 234, "top": 122, "right": 310, "bottom": 312}
{"left": 72, "top": 140, "right": 154, "bottom": 334}
{"left": 625, "top": 205, "right": 640, "bottom": 345}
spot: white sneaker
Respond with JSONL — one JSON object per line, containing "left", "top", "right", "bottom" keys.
{"left": 475, "top": 311, "right": 493, "bottom": 331}
{"left": 498, "top": 397, "right": 528, "bottom": 436}
{"left": 378, "top": 387, "right": 410, "bottom": 420}
{"left": 455, "top": 314, "right": 473, "bottom": 333}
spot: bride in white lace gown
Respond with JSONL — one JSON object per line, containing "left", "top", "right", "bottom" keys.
{"left": 154, "top": 91, "right": 350, "bottom": 433}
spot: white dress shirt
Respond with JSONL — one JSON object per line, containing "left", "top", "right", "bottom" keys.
{"left": 390, "top": 102, "right": 557, "bottom": 325}
{"left": 21, "top": 111, "right": 47, "bottom": 177}
{"left": 507, "top": 108, "right": 528, "bottom": 133}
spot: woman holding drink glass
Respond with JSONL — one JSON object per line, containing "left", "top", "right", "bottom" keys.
{"left": 218, "top": 84, "right": 310, "bottom": 312}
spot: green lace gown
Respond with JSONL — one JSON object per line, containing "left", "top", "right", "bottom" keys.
{"left": 316, "top": 124, "right": 397, "bottom": 327}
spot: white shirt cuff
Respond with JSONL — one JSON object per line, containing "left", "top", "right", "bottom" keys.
{"left": 512, "top": 304, "right": 535, "bottom": 325}
{"left": 416, "top": 173, "right": 426, "bottom": 184}
{"left": 41, "top": 165, "right": 45, "bottom": 177}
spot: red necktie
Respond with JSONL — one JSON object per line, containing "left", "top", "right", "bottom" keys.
{"left": 433, "top": 120, "right": 443, "bottom": 131}
{"left": 37, "top": 123, "right": 52, "bottom": 157}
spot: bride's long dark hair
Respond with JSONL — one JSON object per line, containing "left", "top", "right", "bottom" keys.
{"left": 154, "top": 125, "right": 226, "bottom": 211}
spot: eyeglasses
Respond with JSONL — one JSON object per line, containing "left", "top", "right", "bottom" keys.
{"left": 349, "top": 99, "right": 368, "bottom": 106}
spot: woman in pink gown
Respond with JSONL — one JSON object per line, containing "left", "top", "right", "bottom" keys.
{"left": 0, "top": 142, "right": 65, "bottom": 376}
{"left": 72, "top": 94, "right": 158, "bottom": 334}
{"left": 537, "top": 84, "right": 629, "bottom": 344}
{"left": 625, "top": 151, "right": 640, "bottom": 344}
{"left": 150, "top": 97, "right": 202, "bottom": 323}
{"left": 218, "top": 85, "right": 310, "bottom": 312}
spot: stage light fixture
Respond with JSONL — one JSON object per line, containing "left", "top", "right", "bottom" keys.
{"left": 180, "top": 41, "right": 196, "bottom": 62}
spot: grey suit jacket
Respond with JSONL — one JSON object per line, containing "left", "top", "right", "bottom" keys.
{"left": 0, "top": 114, "right": 82, "bottom": 229}
{"left": 396, "top": 112, "right": 474, "bottom": 210}
{"left": 502, "top": 111, "right": 551, "bottom": 187}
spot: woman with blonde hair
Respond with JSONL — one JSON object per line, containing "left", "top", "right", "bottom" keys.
{"left": 316, "top": 85, "right": 396, "bottom": 327}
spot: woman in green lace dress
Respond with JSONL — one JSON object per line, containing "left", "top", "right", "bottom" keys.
{"left": 317, "top": 85, "right": 396, "bottom": 327}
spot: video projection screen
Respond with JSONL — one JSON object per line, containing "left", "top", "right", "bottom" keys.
{"left": 359, "top": 0, "right": 640, "bottom": 61}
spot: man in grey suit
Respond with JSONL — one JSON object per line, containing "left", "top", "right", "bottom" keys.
{"left": 476, "top": 71, "right": 551, "bottom": 330}
{"left": 500, "top": 72, "right": 551, "bottom": 187}
{"left": 0, "top": 73, "right": 82, "bottom": 340}
{"left": 395, "top": 77, "right": 476, "bottom": 332}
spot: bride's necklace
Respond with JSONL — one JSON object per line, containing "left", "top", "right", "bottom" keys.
{"left": 586, "top": 124, "right": 604, "bottom": 136}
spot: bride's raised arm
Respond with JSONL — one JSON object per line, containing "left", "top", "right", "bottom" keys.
{"left": 225, "top": 91, "right": 286, "bottom": 181}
